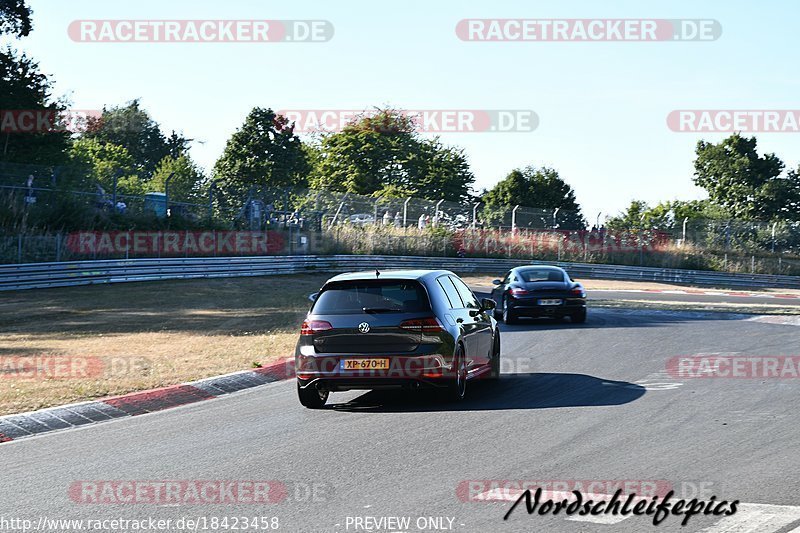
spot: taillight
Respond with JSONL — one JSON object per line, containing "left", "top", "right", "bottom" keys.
{"left": 509, "top": 288, "right": 529, "bottom": 297}
{"left": 300, "top": 320, "right": 333, "bottom": 335}
{"left": 399, "top": 317, "right": 444, "bottom": 333}
{"left": 570, "top": 288, "right": 585, "bottom": 297}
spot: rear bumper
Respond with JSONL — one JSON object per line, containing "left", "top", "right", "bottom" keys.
{"left": 508, "top": 297, "right": 586, "bottom": 317}
{"left": 295, "top": 353, "right": 455, "bottom": 391}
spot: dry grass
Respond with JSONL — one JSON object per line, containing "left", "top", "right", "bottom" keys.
{"left": 0, "top": 274, "right": 331, "bottom": 415}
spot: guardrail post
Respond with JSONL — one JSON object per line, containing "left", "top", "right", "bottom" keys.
{"left": 511, "top": 205, "right": 520, "bottom": 232}
{"left": 208, "top": 183, "right": 216, "bottom": 220}
{"left": 682, "top": 217, "right": 689, "bottom": 247}
{"left": 164, "top": 173, "right": 176, "bottom": 218}
{"left": 772, "top": 222, "right": 777, "bottom": 253}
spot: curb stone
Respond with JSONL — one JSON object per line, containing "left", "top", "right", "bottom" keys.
{"left": 0, "top": 358, "right": 295, "bottom": 443}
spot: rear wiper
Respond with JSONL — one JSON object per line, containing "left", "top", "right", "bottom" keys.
{"left": 362, "top": 307, "right": 398, "bottom": 313}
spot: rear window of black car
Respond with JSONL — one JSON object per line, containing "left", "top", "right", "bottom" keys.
{"left": 519, "top": 269, "right": 564, "bottom": 282}
{"left": 313, "top": 280, "right": 431, "bottom": 314}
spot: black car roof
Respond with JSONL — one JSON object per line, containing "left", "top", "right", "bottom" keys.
{"left": 325, "top": 269, "right": 455, "bottom": 285}
{"left": 514, "top": 265, "right": 564, "bottom": 272}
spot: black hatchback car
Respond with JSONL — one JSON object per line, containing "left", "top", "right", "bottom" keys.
{"left": 295, "top": 270, "right": 500, "bottom": 408}
{"left": 490, "top": 265, "right": 587, "bottom": 324}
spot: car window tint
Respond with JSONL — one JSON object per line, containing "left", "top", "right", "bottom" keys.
{"left": 438, "top": 276, "right": 464, "bottom": 309}
{"left": 519, "top": 269, "right": 564, "bottom": 282}
{"left": 313, "top": 281, "right": 431, "bottom": 314}
{"left": 450, "top": 276, "right": 479, "bottom": 309}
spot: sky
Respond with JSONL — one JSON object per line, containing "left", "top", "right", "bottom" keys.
{"left": 9, "top": 0, "right": 800, "bottom": 221}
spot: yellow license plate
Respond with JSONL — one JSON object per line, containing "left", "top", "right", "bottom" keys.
{"left": 340, "top": 358, "right": 390, "bottom": 370}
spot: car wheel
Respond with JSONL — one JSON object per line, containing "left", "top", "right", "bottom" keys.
{"left": 502, "top": 296, "right": 518, "bottom": 325}
{"left": 489, "top": 333, "right": 500, "bottom": 380}
{"left": 297, "top": 382, "right": 329, "bottom": 409}
{"left": 445, "top": 345, "right": 467, "bottom": 401}
{"left": 572, "top": 309, "right": 587, "bottom": 324}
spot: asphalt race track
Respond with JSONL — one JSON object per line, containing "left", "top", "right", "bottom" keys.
{"left": 2, "top": 303, "right": 800, "bottom": 533}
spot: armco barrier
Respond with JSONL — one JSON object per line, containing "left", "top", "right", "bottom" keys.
{"left": 0, "top": 255, "right": 799, "bottom": 291}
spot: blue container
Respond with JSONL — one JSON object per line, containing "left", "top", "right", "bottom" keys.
{"left": 144, "top": 192, "right": 167, "bottom": 218}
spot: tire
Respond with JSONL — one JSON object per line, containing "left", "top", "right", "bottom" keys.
{"left": 489, "top": 333, "right": 501, "bottom": 380}
{"left": 502, "top": 296, "right": 519, "bottom": 325}
{"left": 572, "top": 309, "right": 587, "bottom": 324}
{"left": 297, "top": 382, "right": 329, "bottom": 409}
{"left": 444, "top": 345, "right": 467, "bottom": 401}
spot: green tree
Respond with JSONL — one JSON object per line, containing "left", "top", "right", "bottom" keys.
{"left": 0, "top": 0, "right": 32, "bottom": 37}
{"left": 0, "top": 48, "right": 71, "bottom": 167}
{"left": 68, "top": 137, "right": 138, "bottom": 193}
{"left": 212, "top": 108, "right": 309, "bottom": 207}
{"left": 482, "top": 166, "right": 584, "bottom": 228}
{"left": 309, "top": 109, "right": 475, "bottom": 202}
{"left": 83, "top": 99, "right": 189, "bottom": 176}
{"left": 693, "top": 133, "right": 797, "bottom": 220}
{"left": 148, "top": 154, "right": 206, "bottom": 201}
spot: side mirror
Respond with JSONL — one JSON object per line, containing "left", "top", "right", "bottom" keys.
{"left": 481, "top": 298, "right": 496, "bottom": 311}
{"left": 491, "top": 279, "right": 502, "bottom": 285}
{"left": 308, "top": 292, "right": 318, "bottom": 303}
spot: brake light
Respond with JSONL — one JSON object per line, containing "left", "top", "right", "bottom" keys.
{"left": 399, "top": 317, "right": 444, "bottom": 333}
{"left": 509, "top": 288, "right": 529, "bottom": 296}
{"left": 300, "top": 320, "right": 333, "bottom": 335}
{"left": 570, "top": 288, "right": 585, "bottom": 296}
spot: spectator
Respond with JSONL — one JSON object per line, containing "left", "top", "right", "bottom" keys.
{"left": 115, "top": 201, "right": 127, "bottom": 214}
{"left": 24, "top": 175, "right": 36, "bottom": 205}
{"left": 383, "top": 211, "right": 391, "bottom": 226}
{"left": 418, "top": 214, "right": 426, "bottom": 229}
{"left": 394, "top": 211, "right": 402, "bottom": 228}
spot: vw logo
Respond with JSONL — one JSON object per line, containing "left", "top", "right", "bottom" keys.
{"left": 358, "top": 322, "right": 370, "bottom": 334}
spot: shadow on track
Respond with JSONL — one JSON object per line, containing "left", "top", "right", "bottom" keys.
{"left": 329, "top": 372, "right": 645, "bottom": 413}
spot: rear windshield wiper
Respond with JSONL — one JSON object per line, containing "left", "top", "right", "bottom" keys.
{"left": 362, "top": 307, "right": 399, "bottom": 313}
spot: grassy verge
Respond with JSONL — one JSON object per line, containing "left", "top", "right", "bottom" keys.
{"left": 0, "top": 274, "right": 329, "bottom": 415}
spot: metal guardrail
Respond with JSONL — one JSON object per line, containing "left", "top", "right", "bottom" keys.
{"left": 0, "top": 255, "right": 799, "bottom": 291}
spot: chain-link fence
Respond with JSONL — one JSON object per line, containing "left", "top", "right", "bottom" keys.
{"left": 1, "top": 163, "right": 799, "bottom": 274}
